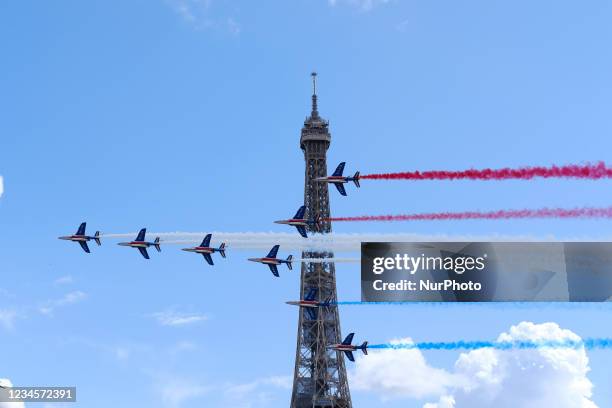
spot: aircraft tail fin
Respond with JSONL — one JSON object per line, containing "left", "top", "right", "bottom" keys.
{"left": 286, "top": 255, "right": 293, "bottom": 270}
{"left": 360, "top": 341, "right": 368, "bottom": 355}
{"left": 154, "top": 237, "right": 161, "bottom": 252}
{"left": 219, "top": 243, "right": 226, "bottom": 258}
{"left": 353, "top": 172, "right": 360, "bottom": 188}
{"left": 94, "top": 231, "right": 101, "bottom": 246}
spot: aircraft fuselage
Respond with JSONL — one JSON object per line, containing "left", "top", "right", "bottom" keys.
{"left": 248, "top": 257, "right": 282, "bottom": 265}
{"left": 316, "top": 176, "right": 349, "bottom": 183}
{"left": 183, "top": 246, "right": 215, "bottom": 254}
{"left": 274, "top": 219, "right": 308, "bottom": 227}
{"left": 59, "top": 235, "right": 90, "bottom": 242}
{"left": 286, "top": 300, "right": 319, "bottom": 308}
{"left": 329, "top": 344, "right": 358, "bottom": 352}
{"left": 118, "top": 241, "right": 151, "bottom": 248}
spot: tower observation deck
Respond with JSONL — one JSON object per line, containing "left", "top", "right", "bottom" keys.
{"left": 290, "top": 73, "right": 352, "bottom": 408}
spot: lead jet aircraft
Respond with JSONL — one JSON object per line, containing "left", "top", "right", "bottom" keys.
{"left": 274, "top": 205, "right": 320, "bottom": 238}
{"left": 327, "top": 333, "right": 368, "bottom": 362}
{"left": 181, "top": 233, "right": 226, "bottom": 265}
{"left": 286, "top": 288, "right": 334, "bottom": 319}
{"left": 248, "top": 245, "right": 293, "bottom": 277}
{"left": 117, "top": 228, "right": 160, "bottom": 259}
{"left": 58, "top": 222, "right": 101, "bottom": 253}
{"left": 315, "top": 162, "right": 360, "bottom": 196}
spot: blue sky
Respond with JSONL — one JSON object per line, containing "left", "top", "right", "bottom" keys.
{"left": 1, "top": 0, "right": 612, "bottom": 407}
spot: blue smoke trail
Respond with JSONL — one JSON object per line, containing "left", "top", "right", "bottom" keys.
{"left": 332, "top": 301, "right": 612, "bottom": 309}
{"left": 369, "top": 338, "right": 612, "bottom": 351}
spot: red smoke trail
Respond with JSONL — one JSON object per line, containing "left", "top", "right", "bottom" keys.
{"left": 326, "top": 206, "right": 612, "bottom": 222}
{"left": 361, "top": 162, "right": 612, "bottom": 181}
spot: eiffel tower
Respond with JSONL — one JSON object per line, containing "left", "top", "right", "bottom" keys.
{"left": 290, "top": 73, "right": 352, "bottom": 408}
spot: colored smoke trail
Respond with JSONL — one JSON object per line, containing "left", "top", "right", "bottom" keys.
{"left": 327, "top": 206, "right": 612, "bottom": 223}
{"left": 368, "top": 338, "right": 612, "bottom": 351}
{"left": 361, "top": 161, "right": 612, "bottom": 181}
{"left": 332, "top": 301, "right": 612, "bottom": 309}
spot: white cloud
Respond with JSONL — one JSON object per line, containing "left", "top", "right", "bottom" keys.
{"left": 396, "top": 18, "right": 410, "bottom": 32}
{"left": 150, "top": 372, "right": 290, "bottom": 408}
{"left": 352, "top": 322, "right": 597, "bottom": 408}
{"left": 113, "top": 346, "right": 130, "bottom": 361}
{"left": 328, "top": 0, "right": 392, "bottom": 11}
{"left": 226, "top": 17, "right": 241, "bottom": 36}
{"left": 151, "top": 310, "right": 208, "bottom": 327}
{"left": 223, "top": 375, "right": 292, "bottom": 408}
{"left": 165, "top": 0, "right": 240, "bottom": 34}
{"left": 0, "top": 289, "right": 14, "bottom": 299}
{"left": 426, "top": 322, "right": 597, "bottom": 408}
{"left": 352, "top": 338, "right": 460, "bottom": 399}
{"left": 424, "top": 396, "right": 455, "bottom": 408}
{"left": 166, "top": 0, "right": 212, "bottom": 23}
{"left": 0, "top": 379, "right": 25, "bottom": 408}
{"left": 39, "top": 291, "right": 87, "bottom": 316}
{"left": 0, "top": 310, "right": 18, "bottom": 331}
{"left": 171, "top": 340, "right": 197, "bottom": 354}
{"left": 158, "top": 377, "right": 212, "bottom": 408}
{"left": 0, "top": 176, "right": 4, "bottom": 198}
{"left": 54, "top": 276, "right": 73, "bottom": 285}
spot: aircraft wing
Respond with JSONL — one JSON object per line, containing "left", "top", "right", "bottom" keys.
{"left": 202, "top": 234, "right": 212, "bottom": 248}
{"left": 305, "top": 288, "right": 317, "bottom": 301}
{"left": 136, "top": 228, "right": 146, "bottom": 242}
{"left": 296, "top": 225, "right": 308, "bottom": 238}
{"left": 76, "top": 222, "right": 86, "bottom": 236}
{"left": 334, "top": 183, "right": 347, "bottom": 196}
{"left": 266, "top": 245, "right": 280, "bottom": 258}
{"left": 332, "top": 162, "right": 346, "bottom": 177}
{"left": 79, "top": 241, "right": 90, "bottom": 253}
{"left": 202, "top": 253, "right": 214, "bottom": 266}
{"left": 344, "top": 350, "right": 355, "bottom": 362}
{"left": 342, "top": 333, "right": 355, "bottom": 345}
{"left": 268, "top": 264, "right": 280, "bottom": 277}
{"left": 138, "top": 247, "right": 150, "bottom": 259}
{"left": 294, "top": 205, "right": 306, "bottom": 219}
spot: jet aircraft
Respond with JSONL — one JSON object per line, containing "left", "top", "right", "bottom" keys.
{"left": 315, "top": 162, "right": 360, "bottom": 196}
{"left": 274, "top": 205, "right": 320, "bottom": 238}
{"left": 286, "top": 288, "right": 333, "bottom": 319}
{"left": 327, "top": 333, "right": 368, "bottom": 362}
{"left": 181, "top": 233, "right": 226, "bottom": 265}
{"left": 248, "top": 245, "right": 293, "bottom": 277}
{"left": 58, "top": 222, "right": 101, "bottom": 253}
{"left": 118, "top": 228, "right": 161, "bottom": 259}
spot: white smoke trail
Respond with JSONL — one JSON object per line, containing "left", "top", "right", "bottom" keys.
{"left": 299, "top": 258, "right": 360, "bottom": 263}
{"left": 96, "top": 231, "right": 598, "bottom": 252}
